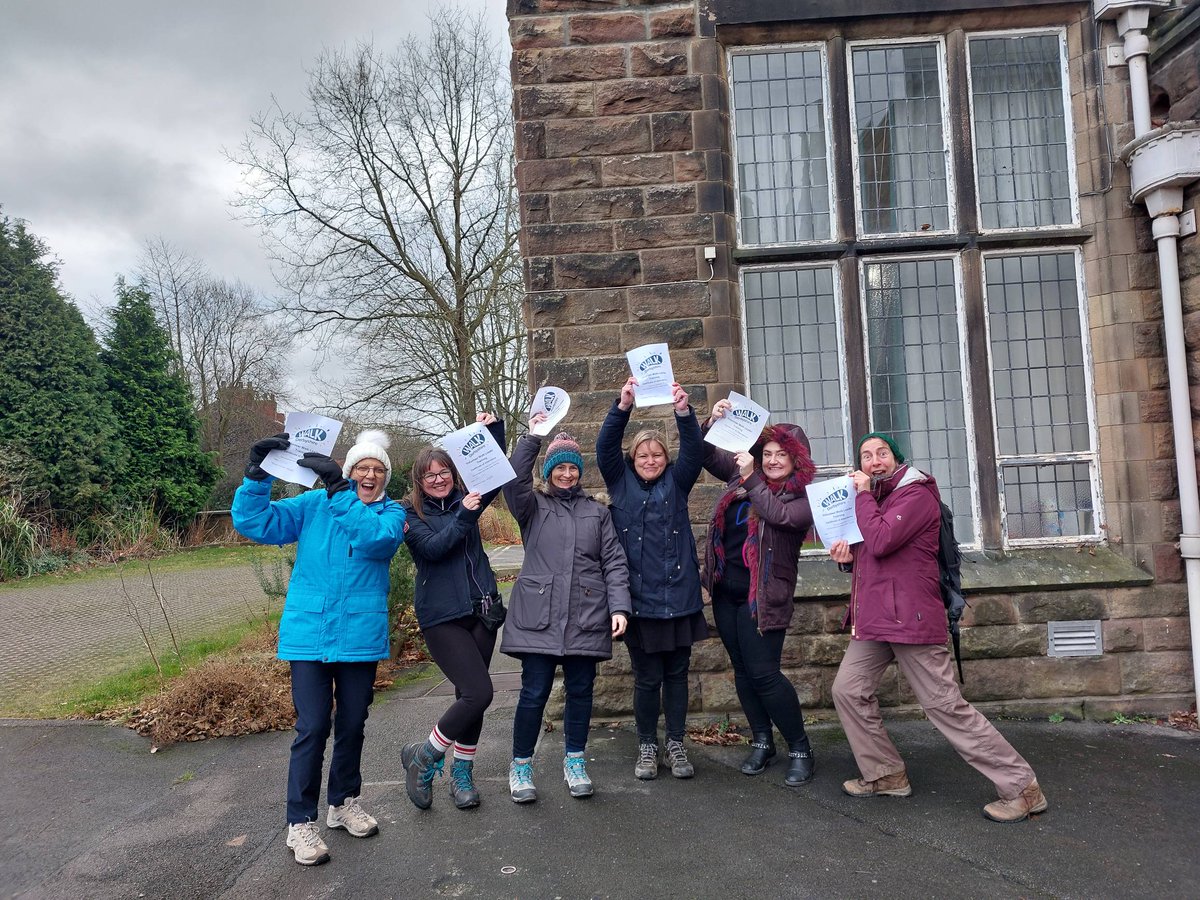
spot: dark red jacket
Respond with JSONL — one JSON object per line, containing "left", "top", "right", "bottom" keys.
{"left": 701, "top": 423, "right": 815, "bottom": 633}
{"left": 846, "top": 464, "right": 947, "bottom": 644}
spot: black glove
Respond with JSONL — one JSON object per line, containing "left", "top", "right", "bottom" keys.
{"left": 245, "top": 433, "right": 290, "bottom": 481}
{"left": 297, "top": 452, "right": 350, "bottom": 497}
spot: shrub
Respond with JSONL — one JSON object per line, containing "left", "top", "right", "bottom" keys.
{"left": 76, "top": 502, "right": 181, "bottom": 563}
{"left": 479, "top": 503, "right": 521, "bottom": 545}
{"left": 0, "top": 497, "right": 38, "bottom": 580}
{"left": 389, "top": 545, "right": 424, "bottom": 660}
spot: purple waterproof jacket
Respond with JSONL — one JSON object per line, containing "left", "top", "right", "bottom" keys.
{"left": 845, "top": 464, "right": 948, "bottom": 645}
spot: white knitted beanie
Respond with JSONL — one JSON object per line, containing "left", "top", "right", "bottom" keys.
{"left": 342, "top": 429, "right": 393, "bottom": 487}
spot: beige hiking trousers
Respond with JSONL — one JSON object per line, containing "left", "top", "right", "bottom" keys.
{"left": 831, "top": 639, "right": 1037, "bottom": 800}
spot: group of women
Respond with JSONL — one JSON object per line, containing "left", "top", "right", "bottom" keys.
{"left": 233, "top": 383, "right": 819, "bottom": 867}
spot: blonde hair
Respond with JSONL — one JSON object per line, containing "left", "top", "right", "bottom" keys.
{"left": 627, "top": 429, "right": 671, "bottom": 465}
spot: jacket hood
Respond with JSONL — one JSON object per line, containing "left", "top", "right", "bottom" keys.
{"left": 534, "top": 481, "right": 611, "bottom": 506}
{"left": 872, "top": 463, "right": 937, "bottom": 503}
{"left": 752, "top": 423, "right": 817, "bottom": 491}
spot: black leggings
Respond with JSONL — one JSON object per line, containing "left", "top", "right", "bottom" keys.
{"left": 422, "top": 615, "right": 496, "bottom": 746}
{"left": 712, "top": 597, "right": 809, "bottom": 750}
{"left": 627, "top": 644, "right": 691, "bottom": 744}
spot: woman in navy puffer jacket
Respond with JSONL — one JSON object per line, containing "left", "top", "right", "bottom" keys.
{"left": 232, "top": 429, "right": 405, "bottom": 867}
{"left": 398, "top": 414, "right": 505, "bottom": 813}
{"left": 597, "top": 377, "right": 708, "bottom": 781}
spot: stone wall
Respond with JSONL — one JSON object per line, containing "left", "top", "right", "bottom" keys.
{"left": 509, "top": 0, "right": 1196, "bottom": 720}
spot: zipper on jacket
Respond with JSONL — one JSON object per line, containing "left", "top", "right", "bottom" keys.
{"left": 850, "top": 562, "right": 857, "bottom": 637}
{"left": 348, "top": 545, "right": 353, "bottom": 557}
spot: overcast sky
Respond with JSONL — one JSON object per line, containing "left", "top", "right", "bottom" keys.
{"left": 0, "top": 0, "right": 510, "bottom": 401}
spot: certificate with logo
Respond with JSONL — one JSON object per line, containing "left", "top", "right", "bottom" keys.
{"left": 805, "top": 476, "right": 864, "bottom": 548}
{"left": 530, "top": 386, "right": 571, "bottom": 436}
{"left": 439, "top": 422, "right": 517, "bottom": 495}
{"left": 703, "top": 391, "right": 769, "bottom": 453}
{"left": 261, "top": 411, "right": 344, "bottom": 488}
{"left": 625, "top": 342, "right": 675, "bottom": 407}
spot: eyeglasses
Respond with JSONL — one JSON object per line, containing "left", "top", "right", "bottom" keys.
{"left": 421, "top": 470, "right": 453, "bottom": 484}
{"left": 352, "top": 465, "right": 387, "bottom": 477}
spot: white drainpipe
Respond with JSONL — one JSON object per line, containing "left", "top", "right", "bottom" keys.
{"left": 1099, "top": 0, "right": 1200, "bottom": 705}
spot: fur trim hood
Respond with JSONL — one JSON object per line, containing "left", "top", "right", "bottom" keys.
{"left": 751, "top": 423, "right": 816, "bottom": 492}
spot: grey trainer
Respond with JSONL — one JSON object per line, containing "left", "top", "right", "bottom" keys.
{"left": 635, "top": 742, "right": 659, "bottom": 780}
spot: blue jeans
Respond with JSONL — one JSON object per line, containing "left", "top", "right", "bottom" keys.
{"left": 512, "top": 654, "right": 597, "bottom": 758}
{"left": 286, "top": 660, "right": 377, "bottom": 825}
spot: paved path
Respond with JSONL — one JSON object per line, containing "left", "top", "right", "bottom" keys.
{"left": 0, "top": 547, "right": 524, "bottom": 713}
{"left": 0, "top": 564, "right": 270, "bottom": 712}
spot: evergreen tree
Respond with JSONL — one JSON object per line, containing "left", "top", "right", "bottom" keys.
{"left": 101, "top": 279, "right": 220, "bottom": 524}
{"left": 0, "top": 215, "right": 124, "bottom": 522}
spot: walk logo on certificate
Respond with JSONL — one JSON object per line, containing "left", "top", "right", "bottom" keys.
{"left": 625, "top": 343, "right": 675, "bottom": 407}
{"left": 703, "top": 391, "right": 769, "bottom": 454}
{"left": 530, "top": 386, "right": 571, "bottom": 436}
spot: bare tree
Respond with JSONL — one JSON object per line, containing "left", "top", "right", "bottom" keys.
{"left": 232, "top": 7, "right": 525, "bottom": 440}
{"left": 136, "top": 244, "right": 293, "bottom": 494}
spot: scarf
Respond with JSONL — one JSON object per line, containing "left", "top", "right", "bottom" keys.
{"left": 709, "top": 471, "right": 805, "bottom": 623}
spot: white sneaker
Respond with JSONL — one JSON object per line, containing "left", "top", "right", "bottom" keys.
{"left": 286, "top": 821, "right": 330, "bottom": 866}
{"left": 509, "top": 757, "right": 537, "bottom": 804}
{"left": 563, "top": 751, "right": 594, "bottom": 798}
{"left": 326, "top": 796, "right": 379, "bottom": 837}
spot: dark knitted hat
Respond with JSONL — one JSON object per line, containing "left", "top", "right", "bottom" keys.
{"left": 856, "top": 431, "right": 906, "bottom": 464}
{"left": 543, "top": 431, "right": 584, "bottom": 480}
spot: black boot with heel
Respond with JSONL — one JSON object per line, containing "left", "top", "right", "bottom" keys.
{"left": 740, "top": 733, "right": 777, "bottom": 775}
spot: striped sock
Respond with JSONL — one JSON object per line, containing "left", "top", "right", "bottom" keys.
{"left": 453, "top": 743, "right": 477, "bottom": 762}
{"left": 428, "top": 725, "right": 453, "bottom": 754}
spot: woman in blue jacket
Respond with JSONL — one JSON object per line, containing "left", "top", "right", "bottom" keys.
{"left": 596, "top": 377, "right": 708, "bottom": 781}
{"left": 399, "top": 414, "right": 505, "bottom": 813}
{"left": 232, "top": 429, "right": 405, "bottom": 867}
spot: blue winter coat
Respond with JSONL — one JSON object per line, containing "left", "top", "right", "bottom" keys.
{"left": 231, "top": 477, "right": 406, "bottom": 662}
{"left": 596, "top": 400, "right": 704, "bottom": 620}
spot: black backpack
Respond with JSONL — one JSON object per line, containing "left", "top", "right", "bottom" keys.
{"left": 937, "top": 500, "right": 969, "bottom": 683}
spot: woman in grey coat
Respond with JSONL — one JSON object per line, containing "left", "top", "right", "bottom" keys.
{"left": 501, "top": 417, "right": 632, "bottom": 803}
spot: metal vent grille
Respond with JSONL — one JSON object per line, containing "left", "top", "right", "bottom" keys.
{"left": 1047, "top": 620, "right": 1103, "bottom": 658}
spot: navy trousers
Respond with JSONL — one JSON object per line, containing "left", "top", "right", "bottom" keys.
{"left": 286, "top": 660, "right": 377, "bottom": 825}
{"left": 511, "top": 654, "right": 598, "bottom": 758}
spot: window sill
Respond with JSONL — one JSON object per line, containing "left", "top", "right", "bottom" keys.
{"left": 795, "top": 546, "right": 1152, "bottom": 601}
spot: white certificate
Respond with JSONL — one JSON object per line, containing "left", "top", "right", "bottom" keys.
{"left": 703, "top": 391, "right": 769, "bottom": 453}
{"left": 806, "top": 476, "right": 864, "bottom": 549}
{"left": 261, "top": 411, "right": 344, "bottom": 488}
{"left": 530, "top": 386, "right": 571, "bottom": 436}
{"left": 439, "top": 422, "right": 517, "bottom": 495}
{"left": 626, "top": 342, "right": 675, "bottom": 407}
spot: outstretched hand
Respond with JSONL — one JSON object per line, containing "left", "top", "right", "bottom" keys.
{"left": 618, "top": 376, "right": 638, "bottom": 411}
{"left": 829, "top": 540, "right": 854, "bottom": 564}
{"left": 734, "top": 450, "right": 755, "bottom": 479}
{"left": 461, "top": 491, "right": 483, "bottom": 511}
{"left": 476, "top": 412, "right": 497, "bottom": 426}
{"left": 529, "top": 411, "right": 548, "bottom": 433}
{"left": 710, "top": 398, "right": 732, "bottom": 420}
{"left": 298, "top": 452, "right": 350, "bottom": 496}
{"left": 245, "top": 433, "right": 289, "bottom": 481}
{"left": 671, "top": 382, "right": 689, "bottom": 414}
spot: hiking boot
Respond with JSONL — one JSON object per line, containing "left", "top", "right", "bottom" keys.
{"left": 326, "top": 796, "right": 379, "bottom": 837}
{"left": 509, "top": 757, "right": 537, "bottom": 804}
{"left": 666, "top": 739, "right": 694, "bottom": 779}
{"left": 635, "top": 742, "right": 659, "bottom": 780}
{"left": 448, "top": 758, "right": 481, "bottom": 810}
{"left": 842, "top": 771, "right": 912, "bottom": 798}
{"left": 740, "top": 734, "right": 777, "bottom": 775}
{"left": 983, "top": 780, "right": 1048, "bottom": 823}
{"left": 286, "top": 821, "right": 330, "bottom": 866}
{"left": 401, "top": 740, "right": 445, "bottom": 810}
{"left": 563, "top": 751, "right": 594, "bottom": 798}
{"left": 784, "top": 749, "right": 815, "bottom": 787}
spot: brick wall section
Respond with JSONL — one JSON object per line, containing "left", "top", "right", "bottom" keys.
{"left": 509, "top": 0, "right": 738, "bottom": 498}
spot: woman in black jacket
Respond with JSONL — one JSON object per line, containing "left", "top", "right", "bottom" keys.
{"left": 597, "top": 377, "right": 708, "bottom": 781}
{"left": 399, "top": 413, "right": 505, "bottom": 812}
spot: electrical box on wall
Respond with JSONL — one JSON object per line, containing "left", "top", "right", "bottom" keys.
{"left": 1180, "top": 208, "right": 1197, "bottom": 237}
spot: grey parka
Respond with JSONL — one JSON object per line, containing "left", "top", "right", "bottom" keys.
{"left": 501, "top": 434, "right": 633, "bottom": 659}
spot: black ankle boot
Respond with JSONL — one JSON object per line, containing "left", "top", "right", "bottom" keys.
{"left": 784, "top": 747, "right": 815, "bottom": 786}
{"left": 740, "top": 733, "right": 777, "bottom": 775}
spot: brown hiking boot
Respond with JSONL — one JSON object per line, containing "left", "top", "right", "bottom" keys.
{"left": 983, "top": 780, "right": 1048, "bottom": 823}
{"left": 842, "top": 771, "right": 912, "bottom": 798}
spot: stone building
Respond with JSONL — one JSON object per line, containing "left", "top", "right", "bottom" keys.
{"left": 507, "top": 0, "right": 1200, "bottom": 719}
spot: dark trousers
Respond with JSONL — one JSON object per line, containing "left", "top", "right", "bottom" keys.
{"left": 287, "top": 660, "right": 377, "bottom": 824}
{"left": 712, "top": 598, "right": 809, "bottom": 751}
{"left": 627, "top": 644, "right": 692, "bottom": 743}
{"left": 422, "top": 615, "right": 497, "bottom": 746}
{"left": 512, "top": 654, "right": 598, "bottom": 758}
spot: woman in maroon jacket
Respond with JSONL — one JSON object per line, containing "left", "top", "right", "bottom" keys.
{"left": 830, "top": 433, "right": 1048, "bottom": 823}
{"left": 702, "top": 399, "right": 817, "bottom": 787}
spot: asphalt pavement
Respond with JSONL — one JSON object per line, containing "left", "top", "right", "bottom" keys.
{"left": 2, "top": 665, "right": 1198, "bottom": 900}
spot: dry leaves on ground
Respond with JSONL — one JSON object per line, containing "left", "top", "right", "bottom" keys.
{"left": 686, "top": 720, "right": 749, "bottom": 746}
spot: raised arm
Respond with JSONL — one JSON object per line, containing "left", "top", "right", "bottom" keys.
{"left": 671, "top": 383, "right": 703, "bottom": 493}
{"left": 231, "top": 477, "right": 307, "bottom": 546}
{"left": 503, "top": 431, "right": 543, "bottom": 529}
{"left": 596, "top": 397, "right": 632, "bottom": 490}
{"left": 328, "top": 492, "right": 406, "bottom": 559}
{"left": 476, "top": 414, "right": 508, "bottom": 513}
